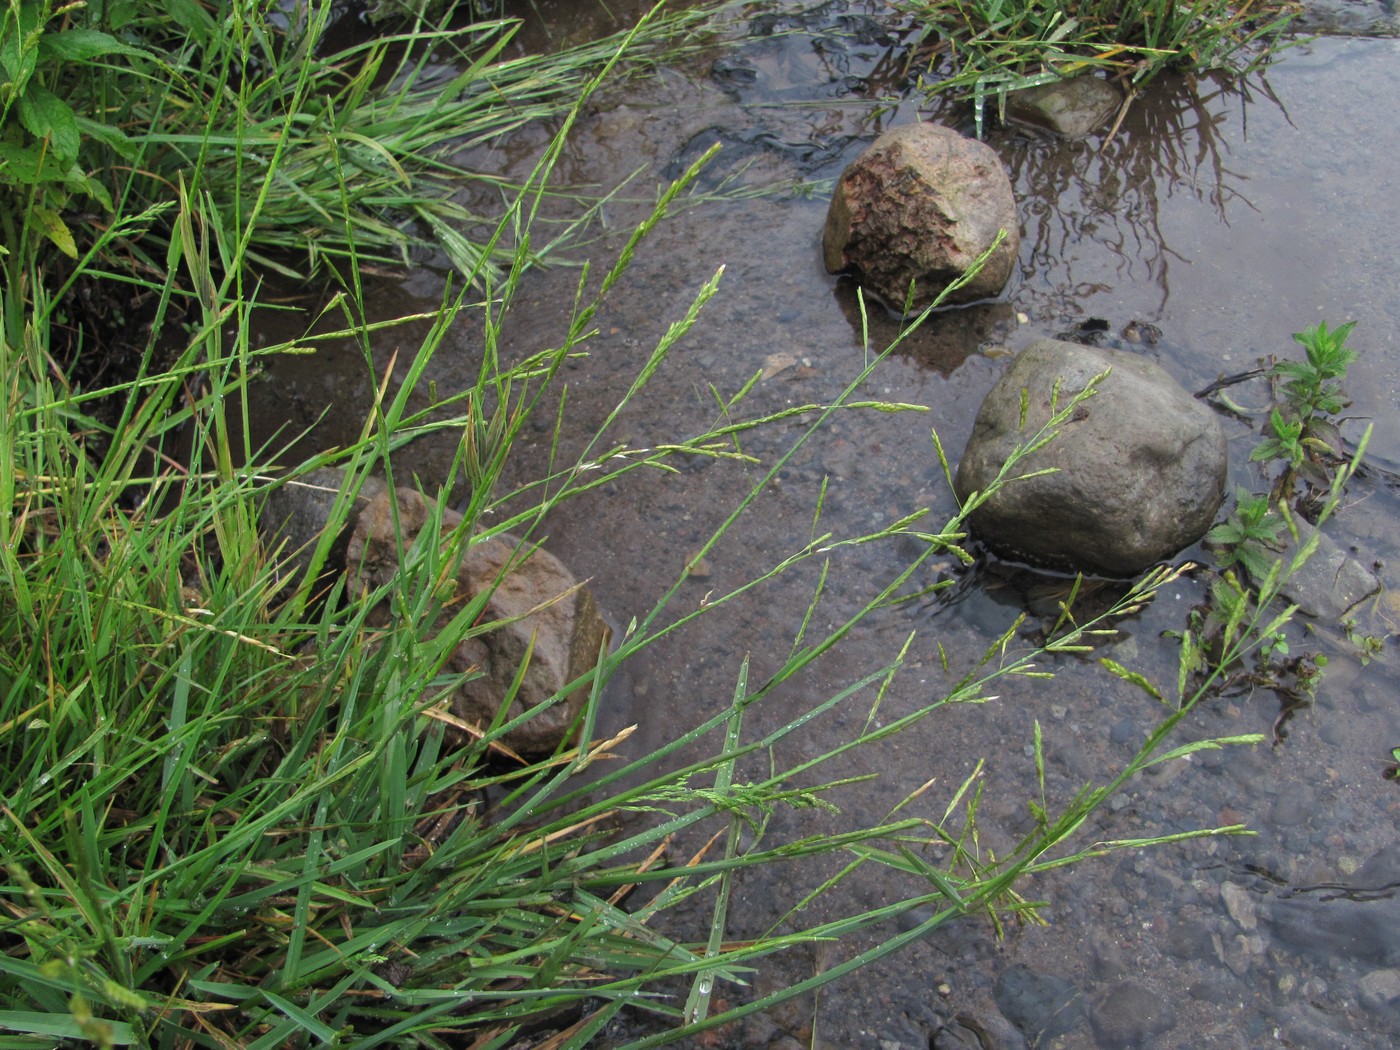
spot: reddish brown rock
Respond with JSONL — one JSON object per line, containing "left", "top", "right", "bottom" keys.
{"left": 822, "top": 123, "right": 1019, "bottom": 312}
{"left": 347, "top": 487, "right": 611, "bottom": 753}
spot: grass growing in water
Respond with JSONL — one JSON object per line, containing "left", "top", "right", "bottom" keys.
{"left": 899, "top": 0, "right": 1298, "bottom": 133}
{"left": 0, "top": 0, "right": 1343, "bottom": 1045}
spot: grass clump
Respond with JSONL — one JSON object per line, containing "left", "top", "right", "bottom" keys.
{"left": 899, "top": 0, "right": 1299, "bottom": 133}
{"left": 0, "top": 0, "right": 707, "bottom": 325}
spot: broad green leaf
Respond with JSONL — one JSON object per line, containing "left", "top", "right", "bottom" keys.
{"left": 40, "top": 28, "right": 145, "bottom": 61}
{"left": 75, "top": 115, "right": 135, "bottom": 161}
{"left": 0, "top": 141, "right": 67, "bottom": 185}
{"left": 0, "top": 3, "right": 42, "bottom": 87}
{"left": 18, "top": 84, "right": 81, "bottom": 162}
{"left": 73, "top": 170, "right": 115, "bottom": 212}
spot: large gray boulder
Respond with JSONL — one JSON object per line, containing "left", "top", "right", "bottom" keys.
{"left": 954, "top": 339, "right": 1227, "bottom": 577}
{"left": 822, "top": 123, "right": 1019, "bottom": 311}
{"left": 347, "top": 487, "right": 611, "bottom": 754}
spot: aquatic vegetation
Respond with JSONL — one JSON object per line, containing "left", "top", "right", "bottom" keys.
{"left": 1190, "top": 322, "right": 1371, "bottom": 731}
{"left": 899, "top": 0, "right": 1299, "bottom": 133}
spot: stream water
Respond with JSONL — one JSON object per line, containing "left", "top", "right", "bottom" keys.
{"left": 251, "top": 2, "right": 1400, "bottom": 1046}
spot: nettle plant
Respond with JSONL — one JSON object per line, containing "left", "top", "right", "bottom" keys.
{"left": 1189, "top": 321, "right": 1370, "bottom": 729}
{"left": 1211, "top": 321, "right": 1360, "bottom": 555}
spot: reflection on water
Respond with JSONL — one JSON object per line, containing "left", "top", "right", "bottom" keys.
{"left": 993, "top": 72, "right": 1282, "bottom": 321}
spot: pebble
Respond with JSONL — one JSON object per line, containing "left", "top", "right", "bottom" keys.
{"left": 1220, "top": 881, "right": 1258, "bottom": 931}
{"left": 1109, "top": 716, "right": 1137, "bottom": 745}
{"left": 993, "top": 965, "right": 1087, "bottom": 1043}
{"left": 1090, "top": 979, "right": 1177, "bottom": 1046}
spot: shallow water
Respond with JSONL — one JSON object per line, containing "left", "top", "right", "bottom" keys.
{"left": 251, "top": 4, "right": 1400, "bottom": 1046}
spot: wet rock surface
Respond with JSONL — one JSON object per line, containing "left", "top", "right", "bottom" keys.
{"left": 1090, "top": 978, "right": 1177, "bottom": 1046}
{"left": 993, "top": 965, "right": 1087, "bottom": 1043}
{"left": 347, "top": 487, "right": 611, "bottom": 754}
{"left": 954, "top": 338, "right": 1228, "bottom": 576}
{"left": 1259, "top": 843, "right": 1400, "bottom": 968}
{"left": 822, "top": 122, "right": 1019, "bottom": 310}
{"left": 1005, "top": 75, "right": 1123, "bottom": 137}
{"left": 1276, "top": 516, "right": 1380, "bottom": 618}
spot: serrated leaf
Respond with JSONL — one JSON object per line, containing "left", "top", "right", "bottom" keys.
{"left": 0, "top": 141, "right": 67, "bottom": 185}
{"left": 18, "top": 84, "right": 81, "bottom": 163}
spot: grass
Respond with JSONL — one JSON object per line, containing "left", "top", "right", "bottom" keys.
{"left": 899, "top": 0, "right": 1299, "bottom": 134}
{"left": 0, "top": 0, "right": 1347, "bottom": 1046}
{"left": 0, "top": 0, "right": 711, "bottom": 318}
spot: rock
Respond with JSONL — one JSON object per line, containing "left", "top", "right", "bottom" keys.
{"left": 937, "top": 1007, "right": 1029, "bottom": 1050}
{"left": 1359, "top": 968, "right": 1400, "bottom": 1023}
{"left": 1220, "top": 881, "right": 1259, "bottom": 932}
{"left": 1274, "top": 516, "right": 1379, "bottom": 618}
{"left": 953, "top": 339, "right": 1227, "bottom": 576}
{"left": 822, "top": 123, "right": 1019, "bottom": 312}
{"left": 1260, "top": 844, "right": 1400, "bottom": 968}
{"left": 259, "top": 466, "right": 387, "bottom": 583}
{"left": 347, "top": 487, "right": 611, "bottom": 754}
{"left": 1089, "top": 979, "right": 1176, "bottom": 1047}
{"left": 1004, "top": 76, "right": 1122, "bottom": 138}
{"left": 994, "top": 965, "right": 1087, "bottom": 1043}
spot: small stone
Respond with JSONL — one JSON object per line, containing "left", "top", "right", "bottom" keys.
{"left": 1109, "top": 716, "right": 1137, "bottom": 745}
{"left": 1004, "top": 75, "right": 1122, "bottom": 138}
{"left": 1090, "top": 979, "right": 1177, "bottom": 1046}
{"left": 1220, "top": 882, "right": 1258, "bottom": 931}
{"left": 1359, "top": 968, "right": 1400, "bottom": 1007}
{"left": 1269, "top": 789, "right": 1313, "bottom": 827}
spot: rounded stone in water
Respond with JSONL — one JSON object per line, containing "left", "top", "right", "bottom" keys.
{"left": 953, "top": 338, "right": 1228, "bottom": 577}
{"left": 822, "top": 122, "right": 1020, "bottom": 312}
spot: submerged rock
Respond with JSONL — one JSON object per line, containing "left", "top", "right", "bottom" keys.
{"left": 347, "top": 487, "right": 611, "bottom": 754}
{"left": 1090, "top": 979, "right": 1177, "bottom": 1046}
{"left": 1260, "top": 843, "right": 1400, "bottom": 969}
{"left": 953, "top": 338, "right": 1227, "bottom": 576}
{"left": 994, "top": 965, "right": 1087, "bottom": 1043}
{"left": 1004, "top": 76, "right": 1122, "bottom": 138}
{"left": 1275, "top": 517, "right": 1379, "bottom": 619}
{"left": 822, "top": 123, "right": 1019, "bottom": 311}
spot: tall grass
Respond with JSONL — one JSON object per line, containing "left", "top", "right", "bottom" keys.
{"left": 900, "top": 0, "right": 1298, "bottom": 133}
{"left": 0, "top": 1, "right": 1343, "bottom": 1046}
{"left": 0, "top": 0, "right": 709, "bottom": 305}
